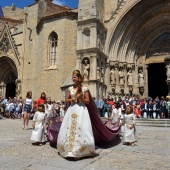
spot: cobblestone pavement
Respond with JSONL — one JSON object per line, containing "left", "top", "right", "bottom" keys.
{"left": 0, "top": 119, "right": 170, "bottom": 170}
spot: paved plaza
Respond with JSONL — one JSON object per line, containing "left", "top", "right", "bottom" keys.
{"left": 0, "top": 119, "right": 170, "bottom": 170}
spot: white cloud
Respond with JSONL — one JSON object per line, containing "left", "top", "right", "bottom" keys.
{"left": 53, "top": 0, "right": 66, "bottom": 6}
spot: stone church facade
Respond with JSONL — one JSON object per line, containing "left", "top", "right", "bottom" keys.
{"left": 0, "top": 0, "right": 170, "bottom": 100}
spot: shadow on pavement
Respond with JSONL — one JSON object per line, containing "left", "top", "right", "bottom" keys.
{"left": 96, "top": 134, "right": 122, "bottom": 149}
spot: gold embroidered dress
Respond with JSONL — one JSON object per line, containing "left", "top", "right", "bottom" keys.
{"left": 57, "top": 86, "right": 96, "bottom": 158}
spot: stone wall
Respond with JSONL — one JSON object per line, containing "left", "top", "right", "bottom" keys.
{"left": 2, "top": 6, "right": 24, "bottom": 20}
{"left": 22, "top": 3, "right": 77, "bottom": 100}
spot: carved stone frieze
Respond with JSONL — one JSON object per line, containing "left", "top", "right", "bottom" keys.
{"left": 0, "top": 33, "right": 11, "bottom": 53}
{"left": 0, "top": 25, "right": 20, "bottom": 64}
{"left": 127, "top": 63, "right": 135, "bottom": 70}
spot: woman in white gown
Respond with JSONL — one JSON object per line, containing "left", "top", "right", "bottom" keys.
{"left": 57, "top": 70, "right": 97, "bottom": 158}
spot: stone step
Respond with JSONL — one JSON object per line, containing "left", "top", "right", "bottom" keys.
{"left": 136, "top": 119, "right": 170, "bottom": 124}
{"left": 101, "top": 117, "right": 170, "bottom": 127}
{"left": 136, "top": 124, "right": 170, "bottom": 127}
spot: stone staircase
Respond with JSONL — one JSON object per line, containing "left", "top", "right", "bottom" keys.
{"left": 101, "top": 117, "right": 170, "bottom": 127}
{"left": 136, "top": 118, "right": 170, "bottom": 127}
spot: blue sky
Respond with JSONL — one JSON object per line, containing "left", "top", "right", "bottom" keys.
{"left": 0, "top": 0, "right": 78, "bottom": 9}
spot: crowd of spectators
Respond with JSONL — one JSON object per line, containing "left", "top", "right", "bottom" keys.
{"left": 1, "top": 94, "right": 170, "bottom": 120}
{"left": 0, "top": 96, "right": 66, "bottom": 120}
{"left": 93, "top": 95, "right": 170, "bottom": 119}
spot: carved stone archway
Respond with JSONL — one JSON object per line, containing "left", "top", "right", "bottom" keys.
{"left": 106, "top": 0, "right": 170, "bottom": 97}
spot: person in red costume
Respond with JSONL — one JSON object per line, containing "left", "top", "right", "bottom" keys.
{"left": 36, "top": 92, "right": 46, "bottom": 108}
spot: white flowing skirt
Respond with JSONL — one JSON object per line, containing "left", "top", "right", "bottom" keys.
{"left": 57, "top": 103, "right": 96, "bottom": 158}
{"left": 122, "top": 124, "right": 137, "bottom": 143}
{"left": 31, "top": 122, "right": 45, "bottom": 142}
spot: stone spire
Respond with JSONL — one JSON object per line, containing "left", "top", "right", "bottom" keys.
{"left": 12, "top": 3, "right": 16, "bottom": 10}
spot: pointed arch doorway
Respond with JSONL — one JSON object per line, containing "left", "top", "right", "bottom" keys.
{"left": 148, "top": 63, "right": 168, "bottom": 99}
{"left": 0, "top": 56, "right": 18, "bottom": 98}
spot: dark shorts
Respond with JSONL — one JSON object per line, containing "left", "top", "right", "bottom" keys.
{"left": 24, "top": 105, "right": 31, "bottom": 113}
{"left": 9, "top": 111, "right": 14, "bottom": 115}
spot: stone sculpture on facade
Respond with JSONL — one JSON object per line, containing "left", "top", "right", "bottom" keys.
{"left": 83, "top": 59, "right": 90, "bottom": 81}
{"left": 166, "top": 64, "right": 170, "bottom": 79}
{"left": 119, "top": 67, "right": 125, "bottom": 95}
{"left": 165, "top": 57, "right": 170, "bottom": 96}
{"left": 96, "top": 66, "right": 100, "bottom": 80}
{"left": 110, "top": 68, "right": 116, "bottom": 85}
{"left": 97, "top": 32, "right": 102, "bottom": 49}
{"left": 15, "top": 79, "right": 21, "bottom": 96}
{"left": 119, "top": 67, "right": 125, "bottom": 86}
{"left": 101, "top": 66, "right": 104, "bottom": 83}
{"left": 127, "top": 68, "right": 133, "bottom": 95}
{"left": 127, "top": 68, "right": 133, "bottom": 86}
{"left": 138, "top": 68, "right": 144, "bottom": 95}
{"left": 138, "top": 69, "right": 144, "bottom": 87}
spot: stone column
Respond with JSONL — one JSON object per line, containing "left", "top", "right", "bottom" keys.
{"left": 133, "top": 64, "right": 139, "bottom": 96}
{"left": 144, "top": 65, "right": 149, "bottom": 97}
{"left": 2, "top": 82, "right": 6, "bottom": 98}
{"left": 123, "top": 63, "right": 128, "bottom": 94}
{"left": 106, "top": 62, "right": 110, "bottom": 93}
{"left": 115, "top": 62, "right": 120, "bottom": 94}
{"left": 90, "top": 54, "right": 97, "bottom": 80}
{"left": 77, "top": 54, "right": 83, "bottom": 71}
{"left": 90, "top": 26, "right": 97, "bottom": 48}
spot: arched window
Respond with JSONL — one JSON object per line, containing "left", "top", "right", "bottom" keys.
{"left": 48, "top": 32, "right": 58, "bottom": 67}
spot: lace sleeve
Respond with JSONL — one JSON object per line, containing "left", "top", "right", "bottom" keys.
{"left": 83, "top": 86, "right": 89, "bottom": 93}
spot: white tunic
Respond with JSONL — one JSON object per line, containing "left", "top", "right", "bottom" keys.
{"left": 31, "top": 111, "right": 45, "bottom": 142}
{"left": 57, "top": 86, "right": 96, "bottom": 158}
{"left": 122, "top": 113, "right": 137, "bottom": 143}
{"left": 110, "top": 108, "right": 122, "bottom": 124}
